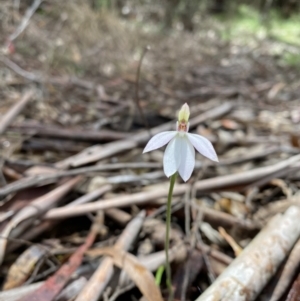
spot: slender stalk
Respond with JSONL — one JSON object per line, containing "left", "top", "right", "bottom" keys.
{"left": 165, "top": 172, "right": 177, "bottom": 301}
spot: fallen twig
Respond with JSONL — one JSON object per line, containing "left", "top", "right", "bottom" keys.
{"left": 44, "top": 184, "right": 188, "bottom": 219}
{"left": 197, "top": 243, "right": 233, "bottom": 266}
{"left": 9, "top": 122, "right": 128, "bottom": 142}
{"left": 194, "top": 154, "right": 300, "bottom": 191}
{"left": 269, "top": 238, "right": 300, "bottom": 301}
{"left": 89, "top": 247, "right": 163, "bottom": 301}
{"left": 134, "top": 45, "right": 151, "bottom": 134}
{"left": 7, "top": 185, "right": 112, "bottom": 253}
{"left": 55, "top": 277, "right": 87, "bottom": 301}
{"left": 0, "top": 246, "right": 186, "bottom": 301}
{"left": 18, "top": 221, "right": 97, "bottom": 301}
{"left": 56, "top": 102, "right": 233, "bottom": 168}
{"left": 195, "top": 206, "right": 300, "bottom": 301}
{"left": 0, "top": 176, "right": 82, "bottom": 265}
{"left": 0, "top": 282, "right": 42, "bottom": 301}
{"left": 0, "top": 163, "right": 159, "bottom": 198}
{"left": 285, "top": 273, "right": 300, "bottom": 301}
{"left": 195, "top": 205, "right": 260, "bottom": 231}
{"left": 8, "top": 0, "right": 42, "bottom": 42}
{"left": 0, "top": 56, "right": 106, "bottom": 91}
{"left": 39, "top": 155, "right": 300, "bottom": 225}
{"left": 0, "top": 90, "right": 34, "bottom": 135}
{"left": 74, "top": 211, "right": 146, "bottom": 301}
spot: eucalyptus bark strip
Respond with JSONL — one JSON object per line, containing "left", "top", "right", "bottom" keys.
{"left": 195, "top": 206, "right": 300, "bottom": 301}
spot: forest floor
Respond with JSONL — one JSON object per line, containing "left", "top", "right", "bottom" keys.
{"left": 0, "top": 1, "right": 300, "bottom": 301}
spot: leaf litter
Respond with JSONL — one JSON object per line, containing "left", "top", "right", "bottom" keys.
{"left": 0, "top": 1, "right": 300, "bottom": 301}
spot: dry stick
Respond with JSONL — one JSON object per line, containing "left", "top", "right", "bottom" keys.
{"left": 197, "top": 206, "right": 259, "bottom": 231}
{"left": 55, "top": 102, "right": 233, "bottom": 169}
{"left": 9, "top": 122, "right": 128, "bottom": 142}
{"left": 218, "top": 227, "right": 243, "bottom": 256}
{"left": 67, "top": 185, "right": 112, "bottom": 207}
{"left": 252, "top": 194, "right": 300, "bottom": 225}
{"left": 55, "top": 277, "right": 87, "bottom": 301}
{"left": 44, "top": 184, "right": 189, "bottom": 220}
{"left": 285, "top": 274, "right": 300, "bottom": 301}
{"left": 1, "top": 58, "right": 111, "bottom": 114}
{"left": 0, "top": 246, "right": 185, "bottom": 301}
{"left": 44, "top": 155, "right": 300, "bottom": 221}
{"left": 194, "top": 153, "right": 300, "bottom": 191}
{"left": 104, "top": 171, "right": 165, "bottom": 184}
{"left": 2, "top": 166, "right": 23, "bottom": 180}
{"left": 0, "top": 282, "right": 43, "bottom": 301}
{"left": 197, "top": 243, "right": 233, "bottom": 266}
{"left": 0, "top": 56, "right": 104, "bottom": 91}
{"left": 0, "top": 162, "right": 160, "bottom": 198}
{"left": 8, "top": 0, "right": 42, "bottom": 41}
{"left": 193, "top": 210, "right": 216, "bottom": 284}
{"left": 243, "top": 165, "right": 296, "bottom": 192}
{"left": 55, "top": 140, "right": 138, "bottom": 169}
{"left": 0, "top": 176, "right": 82, "bottom": 265}
{"left": 89, "top": 247, "right": 164, "bottom": 301}
{"left": 0, "top": 57, "right": 39, "bottom": 81}
{"left": 0, "top": 90, "right": 34, "bottom": 135}
{"left": 18, "top": 222, "right": 97, "bottom": 301}
{"left": 104, "top": 208, "right": 132, "bottom": 226}
{"left": 7, "top": 185, "right": 112, "bottom": 253}
{"left": 219, "top": 145, "right": 297, "bottom": 166}
{"left": 0, "top": 159, "right": 7, "bottom": 187}
{"left": 91, "top": 244, "right": 186, "bottom": 301}
{"left": 88, "top": 247, "right": 183, "bottom": 301}
{"left": 74, "top": 210, "right": 146, "bottom": 301}
{"left": 195, "top": 206, "right": 300, "bottom": 301}
{"left": 269, "top": 238, "right": 300, "bottom": 301}
{"left": 134, "top": 46, "right": 151, "bottom": 134}
{"left": 244, "top": 166, "right": 299, "bottom": 208}
{"left": 114, "top": 244, "right": 187, "bottom": 298}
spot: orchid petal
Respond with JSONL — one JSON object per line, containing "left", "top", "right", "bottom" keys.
{"left": 163, "top": 136, "right": 181, "bottom": 177}
{"left": 143, "top": 131, "right": 177, "bottom": 153}
{"left": 178, "top": 137, "right": 195, "bottom": 182}
{"left": 187, "top": 133, "right": 218, "bottom": 162}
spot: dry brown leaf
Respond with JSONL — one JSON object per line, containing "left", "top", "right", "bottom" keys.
{"left": 220, "top": 119, "right": 241, "bottom": 130}
{"left": 218, "top": 227, "right": 243, "bottom": 256}
{"left": 91, "top": 247, "right": 163, "bottom": 301}
{"left": 270, "top": 178, "right": 292, "bottom": 199}
{"left": 216, "top": 198, "right": 249, "bottom": 219}
{"left": 3, "top": 245, "right": 48, "bottom": 290}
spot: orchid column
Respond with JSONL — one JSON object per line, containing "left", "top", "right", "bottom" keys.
{"left": 143, "top": 103, "right": 218, "bottom": 299}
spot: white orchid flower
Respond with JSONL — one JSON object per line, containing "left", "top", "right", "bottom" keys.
{"left": 143, "top": 103, "right": 218, "bottom": 182}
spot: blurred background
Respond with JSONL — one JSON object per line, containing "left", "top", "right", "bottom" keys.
{"left": 1, "top": 0, "right": 300, "bottom": 137}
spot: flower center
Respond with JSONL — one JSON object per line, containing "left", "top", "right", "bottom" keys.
{"left": 177, "top": 121, "right": 188, "bottom": 132}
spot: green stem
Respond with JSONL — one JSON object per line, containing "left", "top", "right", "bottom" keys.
{"left": 165, "top": 172, "right": 177, "bottom": 301}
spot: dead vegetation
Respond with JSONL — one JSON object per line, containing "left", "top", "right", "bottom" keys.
{"left": 1, "top": 1, "right": 300, "bottom": 301}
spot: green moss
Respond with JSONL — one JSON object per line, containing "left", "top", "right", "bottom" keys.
{"left": 215, "top": 5, "right": 300, "bottom": 66}
{"left": 218, "top": 5, "right": 300, "bottom": 44}
{"left": 281, "top": 52, "right": 300, "bottom": 67}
